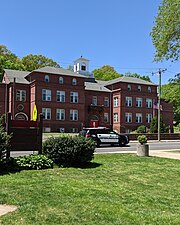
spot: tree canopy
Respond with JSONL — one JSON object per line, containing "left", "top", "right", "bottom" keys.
{"left": 0, "top": 45, "right": 25, "bottom": 81}
{"left": 0, "top": 45, "right": 60, "bottom": 81}
{"left": 151, "top": 0, "right": 180, "bottom": 61}
{"left": 161, "top": 73, "right": 180, "bottom": 124}
{"left": 93, "top": 65, "right": 122, "bottom": 81}
{"left": 22, "top": 54, "right": 60, "bottom": 71}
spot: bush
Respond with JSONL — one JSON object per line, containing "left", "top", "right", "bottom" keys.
{"left": 43, "top": 135, "right": 96, "bottom": 166}
{"left": 15, "top": 154, "right": 53, "bottom": 170}
{"left": 0, "top": 125, "right": 11, "bottom": 160}
{"left": 137, "top": 135, "right": 147, "bottom": 144}
{"left": 0, "top": 154, "right": 53, "bottom": 172}
{"left": 136, "top": 125, "right": 146, "bottom": 133}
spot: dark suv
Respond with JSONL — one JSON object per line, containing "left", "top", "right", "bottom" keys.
{"left": 80, "top": 127, "right": 129, "bottom": 147}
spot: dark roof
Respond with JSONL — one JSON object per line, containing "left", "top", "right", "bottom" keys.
{"left": 32, "top": 66, "right": 86, "bottom": 78}
{"left": 85, "top": 81, "right": 111, "bottom": 92}
{"left": 4, "top": 69, "right": 30, "bottom": 84}
{"left": 104, "top": 76, "right": 157, "bottom": 86}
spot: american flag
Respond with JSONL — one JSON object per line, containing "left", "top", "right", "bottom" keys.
{"left": 153, "top": 102, "right": 163, "bottom": 110}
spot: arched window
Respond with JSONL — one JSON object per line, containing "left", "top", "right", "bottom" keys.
{"left": 148, "top": 86, "right": 151, "bottom": 93}
{"left": 81, "top": 63, "right": 86, "bottom": 71}
{"left": 72, "top": 78, "right": 77, "bottom": 85}
{"left": 138, "top": 85, "right": 141, "bottom": 91}
{"left": 59, "top": 77, "right": 63, "bottom": 84}
{"left": 127, "top": 84, "right": 131, "bottom": 91}
{"left": 44, "top": 75, "right": 49, "bottom": 82}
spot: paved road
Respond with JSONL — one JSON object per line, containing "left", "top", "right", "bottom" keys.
{"left": 95, "top": 141, "right": 180, "bottom": 154}
{"left": 10, "top": 141, "right": 180, "bottom": 157}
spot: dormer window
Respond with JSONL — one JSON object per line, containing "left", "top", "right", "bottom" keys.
{"left": 59, "top": 77, "right": 63, "bottom": 84}
{"left": 81, "top": 63, "right": 86, "bottom": 71}
{"left": 72, "top": 78, "right": 77, "bottom": 85}
{"left": 44, "top": 75, "right": 49, "bottom": 82}
{"left": 138, "top": 85, "right": 141, "bottom": 91}
{"left": 148, "top": 86, "right": 151, "bottom": 93}
{"left": 128, "top": 84, "right": 131, "bottom": 91}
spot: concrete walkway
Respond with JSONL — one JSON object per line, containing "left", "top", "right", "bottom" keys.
{"left": 0, "top": 205, "right": 17, "bottom": 216}
{"left": 150, "top": 150, "right": 180, "bottom": 160}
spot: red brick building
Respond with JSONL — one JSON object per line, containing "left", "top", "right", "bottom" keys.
{"left": 0, "top": 57, "right": 174, "bottom": 133}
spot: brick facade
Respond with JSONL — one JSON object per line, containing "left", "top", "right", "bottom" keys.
{"left": 0, "top": 59, "right": 174, "bottom": 133}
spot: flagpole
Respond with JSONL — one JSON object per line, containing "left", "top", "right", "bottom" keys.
{"left": 158, "top": 70, "right": 161, "bottom": 142}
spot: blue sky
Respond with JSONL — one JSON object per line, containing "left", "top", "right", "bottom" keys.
{"left": 0, "top": 0, "right": 179, "bottom": 84}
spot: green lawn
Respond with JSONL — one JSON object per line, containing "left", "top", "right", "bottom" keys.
{"left": 0, "top": 154, "right": 180, "bottom": 225}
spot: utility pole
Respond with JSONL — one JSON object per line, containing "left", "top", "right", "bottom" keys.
{"left": 152, "top": 69, "right": 167, "bottom": 141}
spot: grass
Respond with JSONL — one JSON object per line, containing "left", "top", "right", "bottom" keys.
{"left": 0, "top": 154, "right": 180, "bottom": 225}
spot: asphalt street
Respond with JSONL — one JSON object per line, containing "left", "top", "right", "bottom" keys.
{"left": 10, "top": 141, "right": 180, "bottom": 157}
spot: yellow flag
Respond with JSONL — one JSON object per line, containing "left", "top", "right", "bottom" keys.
{"left": 32, "top": 104, "right": 37, "bottom": 121}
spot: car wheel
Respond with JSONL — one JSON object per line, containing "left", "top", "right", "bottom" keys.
{"left": 119, "top": 139, "right": 126, "bottom": 147}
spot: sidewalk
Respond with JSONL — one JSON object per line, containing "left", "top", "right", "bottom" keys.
{"left": 150, "top": 150, "right": 180, "bottom": 160}
{"left": 0, "top": 205, "right": 17, "bottom": 216}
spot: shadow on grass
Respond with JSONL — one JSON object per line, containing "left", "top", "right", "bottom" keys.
{"left": 71, "top": 162, "right": 102, "bottom": 169}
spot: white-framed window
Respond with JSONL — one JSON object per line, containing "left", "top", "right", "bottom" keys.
{"left": 125, "top": 113, "right": 132, "bottom": 123}
{"left": 104, "top": 97, "right": 109, "bottom": 107}
{"left": 56, "top": 109, "right": 65, "bottom": 120}
{"left": 146, "top": 113, "right": 152, "bottom": 123}
{"left": 42, "top": 89, "right": 51, "bottom": 101}
{"left": 92, "top": 96, "right": 97, "bottom": 106}
{"left": 42, "top": 108, "right": 51, "bottom": 120}
{"left": 57, "top": 91, "right": 65, "bottom": 102}
{"left": 113, "top": 113, "right": 118, "bottom": 123}
{"left": 70, "top": 92, "right": 78, "bottom": 103}
{"left": 104, "top": 113, "right": 109, "bottom": 122}
{"left": 136, "top": 113, "right": 142, "bottom": 123}
{"left": 72, "top": 78, "right": 77, "bottom": 85}
{"left": 16, "top": 90, "right": 26, "bottom": 102}
{"left": 59, "top": 77, "right": 63, "bottom": 84}
{"left": 138, "top": 85, "right": 141, "bottom": 91}
{"left": 70, "top": 109, "right": 78, "bottom": 121}
{"left": 114, "top": 97, "right": 118, "bottom": 107}
{"left": 128, "top": 84, "right": 131, "bottom": 91}
{"left": 148, "top": 86, "right": 151, "bottom": 93}
{"left": 136, "top": 98, "right": 142, "bottom": 107}
{"left": 126, "top": 97, "right": 132, "bottom": 107}
{"left": 44, "top": 75, "right": 49, "bottom": 82}
{"left": 146, "top": 98, "right": 152, "bottom": 108}
{"left": 70, "top": 128, "right": 79, "bottom": 133}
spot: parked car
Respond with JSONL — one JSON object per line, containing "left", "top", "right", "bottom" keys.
{"left": 79, "top": 127, "right": 129, "bottom": 147}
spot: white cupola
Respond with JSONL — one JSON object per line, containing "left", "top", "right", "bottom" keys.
{"left": 73, "top": 56, "right": 93, "bottom": 78}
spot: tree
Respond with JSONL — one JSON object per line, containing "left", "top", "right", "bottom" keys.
{"left": 151, "top": 0, "right": 180, "bottom": 61}
{"left": 150, "top": 116, "right": 167, "bottom": 133}
{"left": 93, "top": 65, "right": 122, "bottom": 81}
{"left": 0, "top": 45, "right": 25, "bottom": 81}
{"left": 161, "top": 73, "right": 180, "bottom": 124}
{"left": 124, "top": 72, "right": 152, "bottom": 82}
{"left": 21, "top": 54, "right": 60, "bottom": 71}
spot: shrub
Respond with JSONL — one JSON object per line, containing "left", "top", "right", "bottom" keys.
{"left": 0, "top": 125, "right": 11, "bottom": 160}
{"left": 15, "top": 154, "right": 53, "bottom": 170}
{"left": 137, "top": 135, "right": 147, "bottom": 144}
{"left": 43, "top": 135, "right": 96, "bottom": 166}
{"left": 136, "top": 125, "right": 146, "bottom": 133}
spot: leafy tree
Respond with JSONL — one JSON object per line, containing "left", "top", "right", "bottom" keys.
{"left": 150, "top": 116, "right": 167, "bottom": 133}
{"left": 93, "top": 65, "right": 122, "bottom": 81}
{"left": 161, "top": 73, "right": 180, "bottom": 124}
{"left": 151, "top": 0, "right": 180, "bottom": 61}
{"left": 124, "top": 72, "right": 152, "bottom": 82}
{"left": 0, "top": 45, "right": 25, "bottom": 81}
{"left": 21, "top": 54, "right": 60, "bottom": 71}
